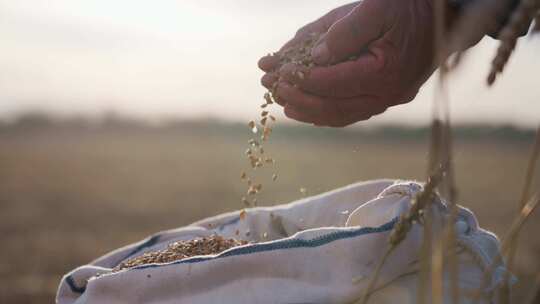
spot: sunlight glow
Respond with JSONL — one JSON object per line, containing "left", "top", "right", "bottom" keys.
{"left": 0, "top": 0, "right": 539, "bottom": 126}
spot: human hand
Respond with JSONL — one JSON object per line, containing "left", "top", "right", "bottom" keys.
{"left": 259, "top": 0, "right": 456, "bottom": 127}
{"left": 258, "top": 2, "right": 361, "bottom": 73}
{"left": 258, "top": 0, "right": 437, "bottom": 127}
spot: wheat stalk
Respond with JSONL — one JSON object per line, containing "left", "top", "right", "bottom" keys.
{"left": 488, "top": 0, "right": 540, "bottom": 85}
{"left": 419, "top": 203, "right": 434, "bottom": 304}
{"left": 532, "top": 11, "right": 540, "bottom": 32}
{"left": 499, "top": 126, "right": 540, "bottom": 303}
{"left": 355, "top": 164, "right": 447, "bottom": 304}
{"left": 430, "top": 0, "right": 461, "bottom": 301}
{"left": 470, "top": 192, "right": 540, "bottom": 303}
{"left": 425, "top": 1, "right": 540, "bottom": 302}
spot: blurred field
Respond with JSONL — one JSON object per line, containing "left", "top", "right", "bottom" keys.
{"left": 0, "top": 118, "right": 538, "bottom": 303}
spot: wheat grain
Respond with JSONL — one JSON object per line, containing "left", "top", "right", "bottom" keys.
{"left": 113, "top": 236, "right": 248, "bottom": 272}
{"left": 488, "top": 0, "right": 539, "bottom": 85}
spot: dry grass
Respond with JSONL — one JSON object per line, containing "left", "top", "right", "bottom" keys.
{"left": 488, "top": 0, "right": 540, "bottom": 85}
{"left": 0, "top": 123, "right": 538, "bottom": 303}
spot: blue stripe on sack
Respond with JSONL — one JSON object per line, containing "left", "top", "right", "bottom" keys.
{"left": 65, "top": 235, "right": 162, "bottom": 294}
{"left": 66, "top": 275, "right": 86, "bottom": 294}
{"left": 128, "top": 217, "right": 398, "bottom": 272}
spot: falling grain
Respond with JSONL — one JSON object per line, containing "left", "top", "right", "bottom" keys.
{"left": 239, "top": 210, "right": 247, "bottom": 220}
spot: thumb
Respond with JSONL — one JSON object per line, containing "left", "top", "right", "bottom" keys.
{"left": 311, "top": 0, "right": 386, "bottom": 65}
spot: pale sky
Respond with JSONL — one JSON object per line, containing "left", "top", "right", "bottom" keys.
{"left": 0, "top": 0, "right": 539, "bottom": 127}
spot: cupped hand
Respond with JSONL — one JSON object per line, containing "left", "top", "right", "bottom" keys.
{"left": 258, "top": 2, "right": 361, "bottom": 73}
{"left": 259, "top": 0, "right": 438, "bottom": 127}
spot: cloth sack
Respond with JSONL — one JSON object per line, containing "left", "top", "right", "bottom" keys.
{"left": 57, "top": 179, "right": 511, "bottom": 304}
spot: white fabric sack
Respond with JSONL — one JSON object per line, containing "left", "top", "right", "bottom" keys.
{"left": 57, "top": 180, "right": 511, "bottom": 304}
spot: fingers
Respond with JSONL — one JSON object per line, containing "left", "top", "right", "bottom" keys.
{"left": 283, "top": 105, "right": 324, "bottom": 125}
{"left": 276, "top": 82, "right": 330, "bottom": 115}
{"left": 279, "top": 46, "right": 387, "bottom": 98}
{"left": 260, "top": 73, "right": 278, "bottom": 90}
{"left": 258, "top": 22, "right": 327, "bottom": 73}
{"left": 258, "top": 18, "right": 328, "bottom": 73}
{"left": 277, "top": 82, "right": 388, "bottom": 127}
{"left": 276, "top": 81, "right": 383, "bottom": 115}
{"left": 257, "top": 31, "right": 316, "bottom": 73}
{"left": 284, "top": 103, "right": 384, "bottom": 127}
{"left": 311, "top": 0, "right": 387, "bottom": 65}
{"left": 258, "top": 55, "right": 281, "bottom": 72}
{"left": 258, "top": 2, "right": 363, "bottom": 73}
{"left": 283, "top": 104, "right": 346, "bottom": 127}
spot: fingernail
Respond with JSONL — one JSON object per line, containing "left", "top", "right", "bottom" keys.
{"left": 311, "top": 42, "right": 330, "bottom": 64}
